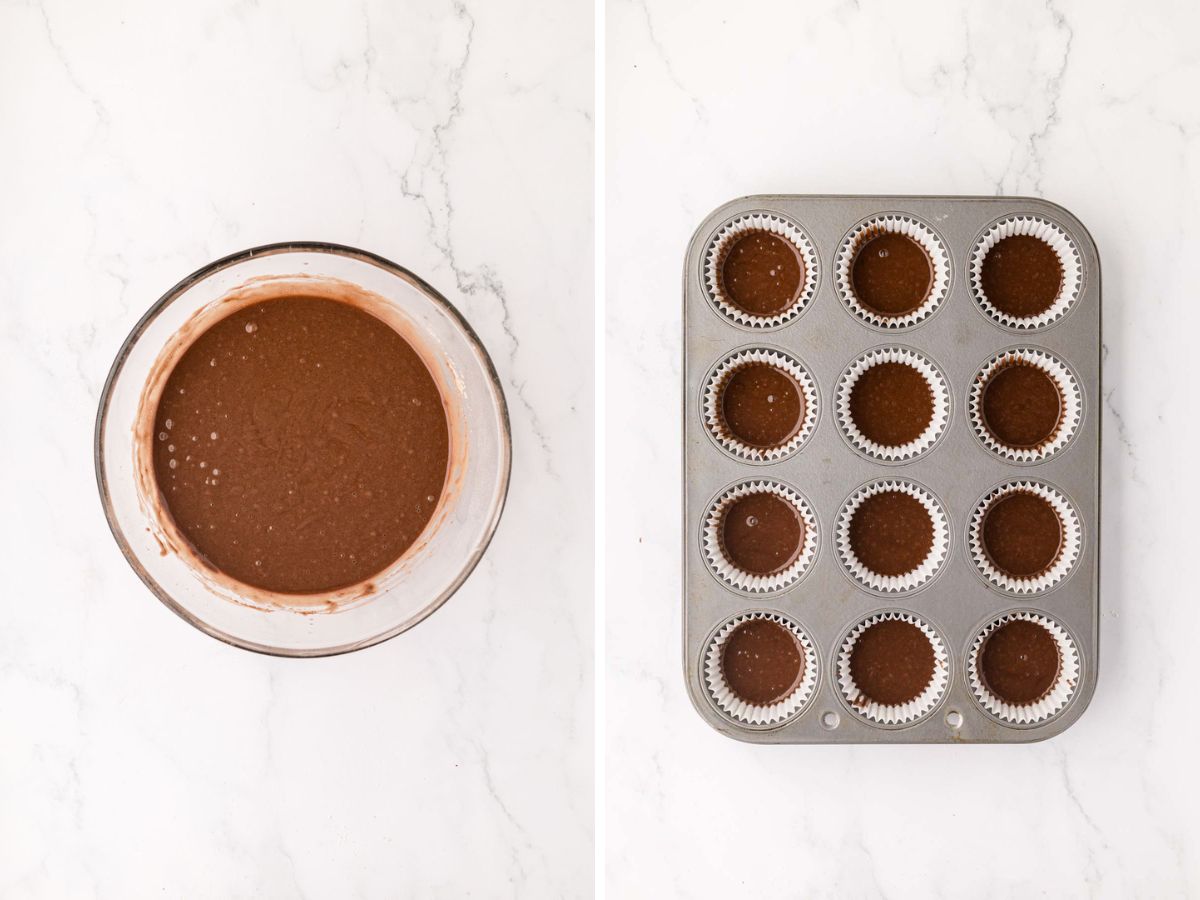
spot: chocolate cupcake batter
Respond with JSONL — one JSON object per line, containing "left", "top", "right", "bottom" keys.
{"left": 721, "top": 491, "right": 804, "bottom": 576}
{"left": 981, "top": 362, "right": 1063, "bottom": 449}
{"left": 980, "top": 235, "right": 1063, "bottom": 318}
{"left": 848, "top": 490, "right": 934, "bottom": 577}
{"left": 849, "top": 619, "right": 935, "bottom": 706}
{"left": 848, "top": 361, "right": 934, "bottom": 447}
{"left": 851, "top": 232, "right": 933, "bottom": 317}
{"left": 152, "top": 297, "right": 449, "bottom": 594}
{"left": 721, "top": 618, "right": 805, "bottom": 705}
{"left": 980, "top": 619, "right": 1061, "bottom": 704}
{"left": 720, "top": 362, "right": 804, "bottom": 448}
{"left": 982, "top": 490, "right": 1063, "bottom": 578}
{"left": 719, "top": 230, "right": 805, "bottom": 316}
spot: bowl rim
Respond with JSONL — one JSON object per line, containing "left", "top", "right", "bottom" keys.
{"left": 93, "top": 241, "right": 513, "bottom": 658}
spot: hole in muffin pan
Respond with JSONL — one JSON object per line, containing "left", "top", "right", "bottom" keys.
{"left": 684, "top": 196, "right": 1100, "bottom": 744}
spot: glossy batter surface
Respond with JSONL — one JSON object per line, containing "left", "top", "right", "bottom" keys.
{"left": 851, "top": 232, "right": 933, "bottom": 317}
{"left": 848, "top": 490, "right": 934, "bottom": 577}
{"left": 719, "top": 230, "right": 805, "bottom": 316}
{"left": 982, "top": 491, "right": 1063, "bottom": 578}
{"left": 720, "top": 363, "right": 804, "bottom": 448}
{"left": 980, "top": 235, "right": 1063, "bottom": 318}
{"left": 721, "top": 619, "right": 805, "bottom": 705}
{"left": 848, "top": 361, "right": 934, "bottom": 447}
{"left": 980, "top": 619, "right": 1061, "bottom": 704}
{"left": 849, "top": 620, "right": 935, "bottom": 707}
{"left": 982, "top": 362, "right": 1063, "bottom": 449}
{"left": 152, "top": 297, "right": 449, "bottom": 594}
{"left": 721, "top": 491, "right": 804, "bottom": 576}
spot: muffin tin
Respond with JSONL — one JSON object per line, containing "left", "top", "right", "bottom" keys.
{"left": 682, "top": 196, "right": 1100, "bottom": 743}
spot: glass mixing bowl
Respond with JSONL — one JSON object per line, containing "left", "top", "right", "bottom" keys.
{"left": 95, "top": 243, "right": 511, "bottom": 656}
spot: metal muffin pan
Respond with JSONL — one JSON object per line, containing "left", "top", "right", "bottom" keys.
{"left": 682, "top": 195, "right": 1100, "bottom": 744}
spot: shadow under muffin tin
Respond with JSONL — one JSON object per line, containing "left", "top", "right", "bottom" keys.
{"left": 683, "top": 196, "right": 1099, "bottom": 744}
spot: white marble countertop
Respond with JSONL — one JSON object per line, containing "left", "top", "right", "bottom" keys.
{"left": 606, "top": 0, "right": 1198, "bottom": 896}
{"left": 0, "top": 0, "right": 592, "bottom": 896}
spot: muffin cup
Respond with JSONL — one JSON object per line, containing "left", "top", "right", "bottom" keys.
{"left": 702, "top": 480, "right": 819, "bottom": 594}
{"left": 969, "top": 481, "right": 1082, "bottom": 594}
{"left": 835, "top": 214, "right": 950, "bottom": 329}
{"left": 969, "top": 347, "right": 1082, "bottom": 463}
{"left": 836, "top": 479, "right": 949, "bottom": 593}
{"left": 835, "top": 346, "right": 949, "bottom": 462}
{"left": 703, "top": 213, "right": 820, "bottom": 328}
{"left": 970, "top": 215, "right": 1082, "bottom": 330}
{"left": 703, "top": 347, "right": 819, "bottom": 462}
{"left": 837, "top": 611, "right": 949, "bottom": 726}
{"left": 968, "top": 611, "right": 1080, "bottom": 725}
{"left": 704, "top": 611, "right": 819, "bottom": 727}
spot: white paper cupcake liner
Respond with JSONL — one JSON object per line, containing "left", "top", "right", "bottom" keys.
{"left": 705, "top": 611, "right": 819, "bottom": 726}
{"left": 835, "top": 347, "right": 949, "bottom": 461}
{"left": 969, "top": 348, "right": 1082, "bottom": 462}
{"left": 703, "top": 348, "right": 819, "bottom": 462}
{"left": 969, "top": 481, "right": 1081, "bottom": 594}
{"left": 702, "top": 481, "right": 819, "bottom": 593}
{"left": 835, "top": 214, "right": 950, "bottom": 329}
{"left": 968, "top": 611, "right": 1080, "bottom": 724}
{"left": 837, "top": 611, "right": 949, "bottom": 725}
{"left": 703, "top": 213, "right": 820, "bottom": 328}
{"left": 970, "top": 215, "right": 1082, "bottom": 330}
{"left": 836, "top": 480, "right": 948, "bottom": 593}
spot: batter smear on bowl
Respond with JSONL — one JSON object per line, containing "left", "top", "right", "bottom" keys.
{"left": 151, "top": 297, "right": 449, "bottom": 595}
